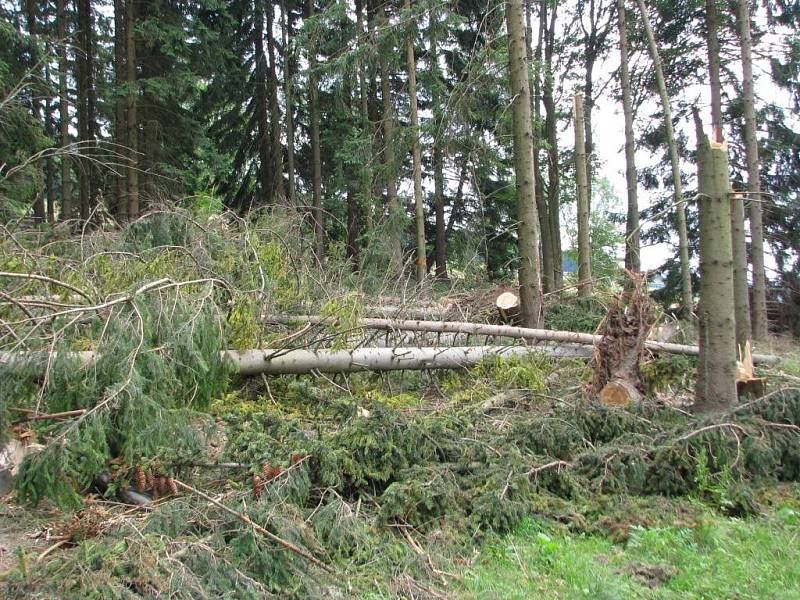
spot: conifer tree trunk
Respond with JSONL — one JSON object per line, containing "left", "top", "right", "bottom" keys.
{"left": 113, "top": 0, "right": 127, "bottom": 220}
{"left": 617, "top": 0, "right": 640, "bottom": 274}
{"left": 378, "top": 2, "right": 402, "bottom": 274}
{"left": 506, "top": 0, "right": 543, "bottom": 327}
{"left": 25, "top": 0, "right": 46, "bottom": 221}
{"left": 125, "top": 0, "right": 139, "bottom": 220}
{"left": 405, "top": 0, "right": 425, "bottom": 283}
{"left": 355, "top": 0, "right": 373, "bottom": 233}
{"left": 694, "top": 112, "right": 738, "bottom": 412}
{"left": 635, "top": 0, "right": 692, "bottom": 312}
{"left": 57, "top": 0, "right": 72, "bottom": 221}
{"left": 574, "top": 92, "right": 592, "bottom": 297}
{"left": 705, "top": 0, "right": 750, "bottom": 343}
{"left": 282, "top": 0, "right": 296, "bottom": 206}
{"left": 705, "top": 0, "right": 723, "bottom": 137}
{"left": 76, "top": 0, "right": 91, "bottom": 220}
{"left": 430, "top": 7, "right": 447, "bottom": 280}
{"left": 266, "top": 4, "right": 284, "bottom": 200}
{"left": 730, "top": 192, "right": 751, "bottom": 349}
{"left": 44, "top": 93, "right": 56, "bottom": 222}
{"left": 543, "top": 2, "right": 562, "bottom": 289}
{"left": 737, "top": 0, "right": 768, "bottom": 339}
{"left": 307, "top": 0, "right": 324, "bottom": 261}
{"left": 254, "top": 6, "right": 272, "bottom": 208}
{"left": 528, "top": 1, "right": 554, "bottom": 293}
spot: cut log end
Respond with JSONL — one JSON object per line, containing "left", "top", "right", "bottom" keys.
{"left": 599, "top": 379, "right": 641, "bottom": 408}
{"left": 496, "top": 292, "right": 520, "bottom": 324}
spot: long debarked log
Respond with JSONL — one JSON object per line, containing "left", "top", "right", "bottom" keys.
{"left": 0, "top": 345, "right": 593, "bottom": 376}
{"left": 262, "top": 316, "right": 780, "bottom": 365}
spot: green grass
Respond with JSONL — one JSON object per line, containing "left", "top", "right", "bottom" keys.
{"left": 462, "top": 501, "right": 800, "bottom": 599}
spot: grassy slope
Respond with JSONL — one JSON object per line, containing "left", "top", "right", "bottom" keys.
{"left": 462, "top": 489, "right": 800, "bottom": 600}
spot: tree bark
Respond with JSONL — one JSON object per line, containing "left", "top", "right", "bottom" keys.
{"left": 1, "top": 346, "right": 592, "bottom": 377}
{"left": 528, "top": 1, "right": 554, "bottom": 293}
{"left": 307, "top": 0, "right": 324, "bottom": 261}
{"left": 574, "top": 93, "right": 592, "bottom": 297}
{"left": 430, "top": 7, "right": 448, "bottom": 280}
{"left": 282, "top": 0, "right": 296, "bottom": 206}
{"left": 543, "top": 2, "right": 562, "bottom": 289}
{"left": 57, "top": 0, "right": 73, "bottom": 221}
{"left": 113, "top": 0, "right": 127, "bottom": 220}
{"left": 254, "top": 6, "right": 271, "bottom": 209}
{"left": 261, "top": 315, "right": 778, "bottom": 363}
{"left": 635, "top": 0, "right": 693, "bottom": 313}
{"left": 506, "top": 0, "right": 544, "bottom": 328}
{"left": 737, "top": 0, "right": 768, "bottom": 339}
{"left": 378, "top": 2, "right": 403, "bottom": 274}
{"left": 617, "top": 0, "right": 640, "bottom": 274}
{"left": 266, "top": 3, "right": 284, "bottom": 200}
{"left": 694, "top": 113, "right": 738, "bottom": 412}
{"left": 356, "top": 0, "right": 373, "bottom": 233}
{"left": 730, "top": 192, "right": 751, "bottom": 350}
{"left": 25, "top": 0, "right": 46, "bottom": 221}
{"left": 405, "top": 0, "right": 426, "bottom": 283}
{"left": 705, "top": 0, "right": 723, "bottom": 139}
{"left": 125, "top": 0, "right": 139, "bottom": 220}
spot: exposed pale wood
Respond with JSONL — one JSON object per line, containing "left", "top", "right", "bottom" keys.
{"left": 495, "top": 292, "right": 520, "bottom": 323}
{"left": 600, "top": 379, "right": 641, "bottom": 408}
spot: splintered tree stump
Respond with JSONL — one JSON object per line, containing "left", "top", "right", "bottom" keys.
{"left": 600, "top": 379, "right": 642, "bottom": 408}
{"left": 496, "top": 292, "right": 520, "bottom": 324}
{"left": 591, "top": 275, "right": 654, "bottom": 408}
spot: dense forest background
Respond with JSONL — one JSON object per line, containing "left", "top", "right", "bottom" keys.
{"left": 1, "top": 0, "right": 798, "bottom": 327}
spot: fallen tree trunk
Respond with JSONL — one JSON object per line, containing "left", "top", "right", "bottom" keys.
{"left": 0, "top": 345, "right": 593, "bottom": 376}
{"left": 262, "top": 315, "right": 780, "bottom": 365}
{"left": 229, "top": 345, "right": 591, "bottom": 375}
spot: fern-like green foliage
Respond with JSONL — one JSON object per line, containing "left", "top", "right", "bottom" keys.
{"left": 1, "top": 294, "right": 229, "bottom": 507}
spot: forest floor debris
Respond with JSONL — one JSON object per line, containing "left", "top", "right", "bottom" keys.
{"left": 1, "top": 211, "right": 799, "bottom": 598}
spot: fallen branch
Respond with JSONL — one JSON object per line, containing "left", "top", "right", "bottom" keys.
{"left": 262, "top": 315, "right": 780, "bottom": 365}
{"left": 172, "top": 478, "right": 332, "bottom": 572}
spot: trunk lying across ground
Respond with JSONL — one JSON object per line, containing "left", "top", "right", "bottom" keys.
{"left": 1, "top": 345, "right": 592, "bottom": 376}
{"left": 262, "top": 315, "right": 780, "bottom": 365}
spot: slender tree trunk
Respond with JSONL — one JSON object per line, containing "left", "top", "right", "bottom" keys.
{"left": 635, "top": 0, "right": 693, "bottom": 312}
{"left": 25, "top": 0, "right": 46, "bottom": 221}
{"left": 694, "top": 112, "right": 737, "bottom": 412}
{"left": 282, "top": 0, "right": 296, "bottom": 206}
{"left": 125, "top": 0, "right": 139, "bottom": 220}
{"left": 76, "top": 0, "right": 90, "bottom": 220}
{"left": 355, "top": 0, "right": 373, "bottom": 233}
{"left": 113, "top": 0, "right": 127, "bottom": 220}
{"left": 737, "top": 0, "right": 768, "bottom": 339}
{"left": 404, "top": 0, "right": 425, "bottom": 283}
{"left": 528, "top": 1, "right": 554, "bottom": 293}
{"left": 730, "top": 192, "right": 751, "bottom": 350}
{"left": 266, "top": 4, "right": 284, "bottom": 200}
{"left": 378, "top": 2, "right": 402, "bottom": 274}
{"left": 705, "top": 0, "right": 724, "bottom": 139}
{"left": 617, "top": 0, "right": 640, "bottom": 274}
{"left": 506, "top": 0, "right": 543, "bottom": 328}
{"left": 543, "top": 2, "right": 562, "bottom": 289}
{"left": 83, "top": 0, "right": 97, "bottom": 216}
{"left": 574, "top": 93, "right": 592, "bottom": 297}
{"left": 430, "top": 7, "right": 447, "bottom": 280}
{"left": 57, "top": 0, "right": 73, "bottom": 221}
{"left": 45, "top": 95, "right": 56, "bottom": 223}
{"left": 307, "top": 0, "right": 324, "bottom": 261}
{"left": 254, "top": 6, "right": 272, "bottom": 208}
